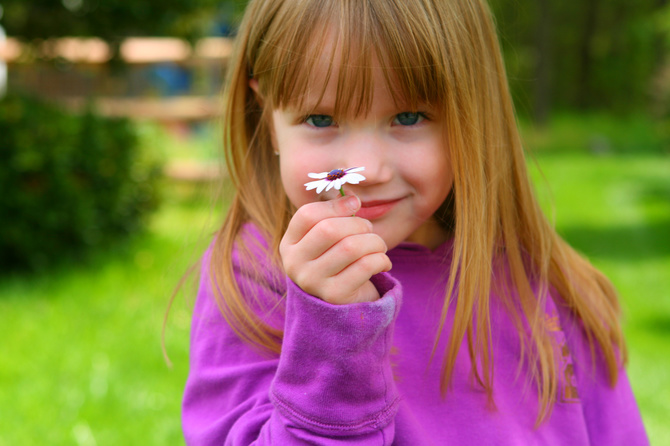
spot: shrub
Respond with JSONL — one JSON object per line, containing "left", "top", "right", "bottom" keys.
{"left": 0, "top": 94, "right": 162, "bottom": 272}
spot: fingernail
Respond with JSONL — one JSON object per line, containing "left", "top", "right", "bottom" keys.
{"left": 343, "top": 195, "right": 360, "bottom": 213}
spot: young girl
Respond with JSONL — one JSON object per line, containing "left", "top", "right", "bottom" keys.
{"left": 182, "top": 0, "right": 649, "bottom": 444}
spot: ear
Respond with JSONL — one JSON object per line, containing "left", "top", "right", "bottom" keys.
{"left": 249, "top": 78, "right": 263, "bottom": 105}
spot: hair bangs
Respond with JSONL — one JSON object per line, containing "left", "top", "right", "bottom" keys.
{"left": 253, "top": 0, "right": 445, "bottom": 118}
{"left": 368, "top": 0, "right": 447, "bottom": 111}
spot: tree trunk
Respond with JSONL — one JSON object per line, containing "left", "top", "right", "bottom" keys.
{"left": 533, "top": 0, "right": 552, "bottom": 125}
{"left": 577, "top": 0, "right": 599, "bottom": 110}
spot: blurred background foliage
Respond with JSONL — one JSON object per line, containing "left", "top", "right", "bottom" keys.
{"left": 0, "top": 93, "right": 162, "bottom": 272}
{"left": 489, "top": 0, "right": 669, "bottom": 121}
{"left": 0, "top": 0, "right": 669, "bottom": 444}
{"left": 0, "top": 0, "right": 242, "bottom": 42}
{"left": 1, "top": 0, "right": 668, "bottom": 119}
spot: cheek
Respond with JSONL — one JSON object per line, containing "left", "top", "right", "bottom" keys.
{"left": 272, "top": 121, "right": 316, "bottom": 208}
{"left": 405, "top": 147, "right": 452, "bottom": 206}
{"left": 430, "top": 159, "right": 454, "bottom": 210}
{"left": 278, "top": 145, "right": 325, "bottom": 208}
{"left": 279, "top": 156, "right": 306, "bottom": 208}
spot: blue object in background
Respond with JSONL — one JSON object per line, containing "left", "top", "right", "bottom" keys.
{"left": 149, "top": 63, "right": 192, "bottom": 96}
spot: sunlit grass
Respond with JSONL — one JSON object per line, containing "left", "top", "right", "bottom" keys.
{"left": 0, "top": 180, "right": 224, "bottom": 445}
{"left": 526, "top": 117, "right": 670, "bottom": 444}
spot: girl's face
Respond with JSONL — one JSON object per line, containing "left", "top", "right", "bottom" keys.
{"left": 266, "top": 60, "right": 453, "bottom": 251}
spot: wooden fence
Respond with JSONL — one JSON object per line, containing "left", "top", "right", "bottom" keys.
{"left": 1, "top": 37, "right": 232, "bottom": 122}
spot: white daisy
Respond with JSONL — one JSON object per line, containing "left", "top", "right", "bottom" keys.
{"left": 304, "top": 167, "right": 366, "bottom": 195}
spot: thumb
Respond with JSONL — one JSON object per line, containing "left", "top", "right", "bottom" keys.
{"left": 335, "top": 192, "right": 361, "bottom": 216}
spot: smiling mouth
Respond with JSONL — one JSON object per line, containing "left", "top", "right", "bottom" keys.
{"left": 356, "top": 198, "right": 404, "bottom": 220}
{"left": 361, "top": 199, "right": 400, "bottom": 208}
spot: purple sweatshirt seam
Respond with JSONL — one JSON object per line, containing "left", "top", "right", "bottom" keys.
{"left": 270, "top": 390, "right": 401, "bottom": 433}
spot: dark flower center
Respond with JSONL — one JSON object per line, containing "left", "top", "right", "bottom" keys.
{"left": 326, "top": 169, "right": 345, "bottom": 181}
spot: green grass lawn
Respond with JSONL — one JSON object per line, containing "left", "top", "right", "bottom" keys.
{"left": 0, "top": 181, "right": 223, "bottom": 445}
{"left": 528, "top": 152, "right": 670, "bottom": 444}
{"left": 0, "top": 115, "right": 668, "bottom": 444}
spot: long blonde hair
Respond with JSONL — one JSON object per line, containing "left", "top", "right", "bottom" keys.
{"left": 211, "top": 0, "right": 626, "bottom": 424}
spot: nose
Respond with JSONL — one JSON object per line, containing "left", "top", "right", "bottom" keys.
{"left": 341, "top": 132, "right": 393, "bottom": 186}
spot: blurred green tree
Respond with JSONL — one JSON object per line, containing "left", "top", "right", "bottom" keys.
{"left": 0, "top": 0, "right": 241, "bottom": 43}
{"left": 0, "top": 93, "right": 162, "bottom": 272}
{"left": 489, "top": 0, "right": 668, "bottom": 121}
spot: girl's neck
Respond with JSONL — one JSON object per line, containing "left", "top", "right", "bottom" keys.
{"left": 404, "top": 217, "right": 450, "bottom": 251}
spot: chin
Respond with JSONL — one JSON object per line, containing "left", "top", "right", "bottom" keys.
{"left": 374, "top": 228, "right": 407, "bottom": 251}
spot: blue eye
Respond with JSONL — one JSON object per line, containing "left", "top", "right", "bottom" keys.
{"left": 393, "top": 112, "right": 424, "bottom": 126}
{"left": 305, "top": 115, "right": 334, "bottom": 128}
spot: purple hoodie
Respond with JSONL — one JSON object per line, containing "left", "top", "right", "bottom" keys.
{"left": 182, "top": 224, "right": 648, "bottom": 445}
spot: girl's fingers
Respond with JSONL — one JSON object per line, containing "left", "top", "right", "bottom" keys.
{"left": 280, "top": 193, "right": 391, "bottom": 304}
{"left": 336, "top": 252, "right": 393, "bottom": 300}
{"left": 293, "top": 216, "right": 376, "bottom": 263}
{"left": 310, "top": 232, "right": 388, "bottom": 278}
{"left": 281, "top": 195, "right": 361, "bottom": 246}
{"left": 310, "top": 252, "right": 393, "bottom": 305}
{"left": 287, "top": 231, "right": 384, "bottom": 293}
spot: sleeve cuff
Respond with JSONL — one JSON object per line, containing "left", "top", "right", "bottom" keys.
{"left": 270, "top": 272, "right": 402, "bottom": 436}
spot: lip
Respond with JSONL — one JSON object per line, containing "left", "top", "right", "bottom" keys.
{"left": 355, "top": 198, "right": 404, "bottom": 220}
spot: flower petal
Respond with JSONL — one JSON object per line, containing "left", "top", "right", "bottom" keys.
{"left": 316, "top": 181, "right": 329, "bottom": 194}
{"left": 305, "top": 166, "right": 367, "bottom": 195}
{"left": 305, "top": 180, "right": 323, "bottom": 190}
{"left": 345, "top": 167, "right": 365, "bottom": 173}
{"left": 344, "top": 173, "right": 366, "bottom": 184}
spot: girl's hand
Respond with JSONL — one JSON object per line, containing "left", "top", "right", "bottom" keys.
{"left": 280, "top": 195, "right": 392, "bottom": 305}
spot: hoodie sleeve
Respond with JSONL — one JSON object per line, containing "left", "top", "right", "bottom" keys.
{"left": 182, "top": 245, "right": 403, "bottom": 445}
